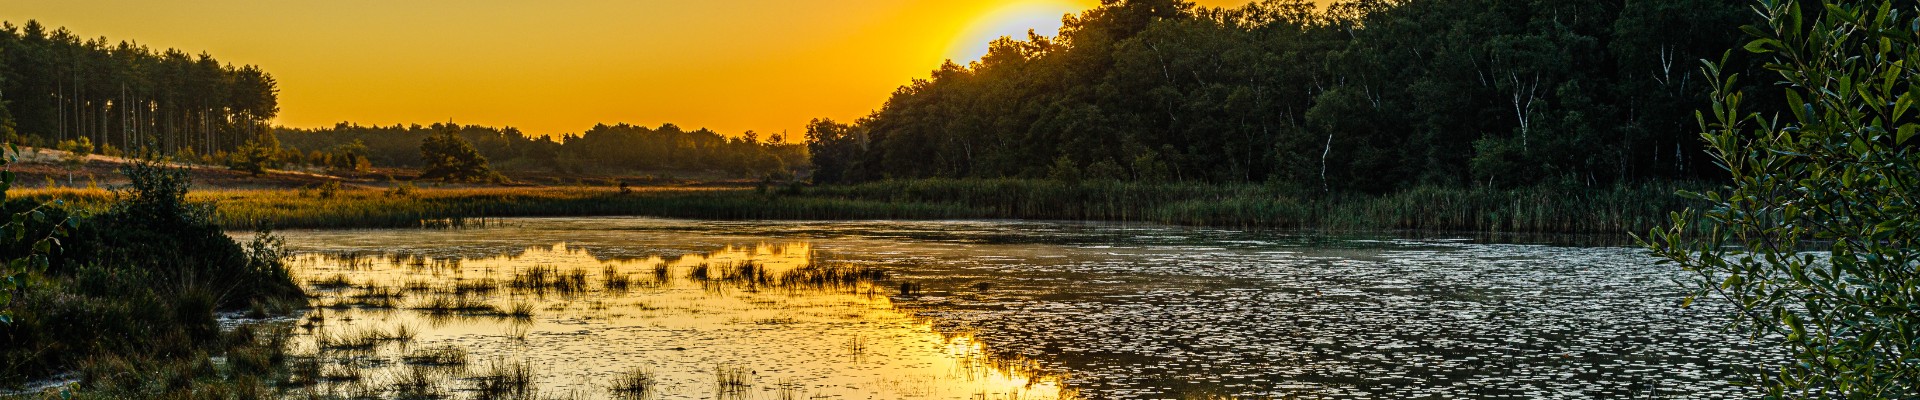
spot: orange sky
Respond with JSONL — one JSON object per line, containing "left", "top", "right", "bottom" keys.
{"left": 2, "top": 0, "right": 1260, "bottom": 138}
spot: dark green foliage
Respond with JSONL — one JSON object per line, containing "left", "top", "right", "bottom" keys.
{"left": 809, "top": 0, "right": 1766, "bottom": 193}
{"left": 0, "top": 144, "right": 78, "bottom": 325}
{"left": 1643, "top": 0, "right": 1920, "bottom": 396}
{"left": 0, "top": 156, "right": 303, "bottom": 384}
{"left": 0, "top": 20, "right": 278, "bottom": 157}
{"left": 278, "top": 121, "right": 808, "bottom": 178}
{"left": 419, "top": 128, "right": 496, "bottom": 182}
{"left": 227, "top": 130, "right": 281, "bottom": 176}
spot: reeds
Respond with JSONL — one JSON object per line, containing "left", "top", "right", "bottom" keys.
{"left": 401, "top": 346, "right": 469, "bottom": 368}
{"left": 603, "top": 265, "right": 633, "bottom": 292}
{"left": 713, "top": 365, "right": 753, "bottom": 399}
{"left": 777, "top": 263, "right": 889, "bottom": 292}
{"left": 411, "top": 296, "right": 501, "bottom": 315}
{"left": 315, "top": 325, "right": 414, "bottom": 352}
{"left": 17, "top": 180, "right": 1703, "bottom": 234}
{"left": 473, "top": 360, "right": 535, "bottom": 399}
{"left": 509, "top": 265, "right": 589, "bottom": 295}
{"left": 609, "top": 367, "right": 659, "bottom": 399}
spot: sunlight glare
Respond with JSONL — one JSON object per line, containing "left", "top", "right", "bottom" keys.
{"left": 947, "top": 0, "right": 1095, "bottom": 64}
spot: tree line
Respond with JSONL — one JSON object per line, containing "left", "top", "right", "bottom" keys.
{"left": 808, "top": 0, "right": 1769, "bottom": 193}
{"left": 275, "top": 122, "right": 806, "bottom": 178}
{"left": 0, "top": 20, "right": 279, "bottom": 158}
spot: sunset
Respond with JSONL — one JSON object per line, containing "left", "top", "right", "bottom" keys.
{"left": 1, "top": 0, "right": 1914, "bottom": 398}
{"left": 5, "top": 0, "right": 1255, "bottom": 137}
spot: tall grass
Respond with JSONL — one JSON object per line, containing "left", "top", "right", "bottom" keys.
{"left": 809, "top": 178, "right": 1706, "bottom": 234}
{"left": 17, "top": 179, "right": 1706, "bottom": 234}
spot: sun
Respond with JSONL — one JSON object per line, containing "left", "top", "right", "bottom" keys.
{"left": 946, "top": 0, "right": 1096, "bottom": 64}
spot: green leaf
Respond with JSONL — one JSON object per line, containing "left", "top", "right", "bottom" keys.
{"left": 1823, "top": 4, "right": 1856, "bottom": 23}
{"left": 1746, "top": 38, "right": 1781, "bottom": 53}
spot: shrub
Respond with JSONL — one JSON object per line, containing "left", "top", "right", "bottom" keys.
{"left": 1643, "top": 0, "right": 1920, "bottom": 396}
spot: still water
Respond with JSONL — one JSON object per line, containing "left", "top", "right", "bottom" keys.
{"left": 269, "top": 217, "right": 1771, "bottom": 399}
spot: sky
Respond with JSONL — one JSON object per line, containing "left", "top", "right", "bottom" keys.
{"left": 1, "top": 0, "right": 1260, "bottom": 138}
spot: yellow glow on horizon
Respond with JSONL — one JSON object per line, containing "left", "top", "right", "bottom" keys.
{"left": 0, "top": 0, "right": 1262, "bottom": 138}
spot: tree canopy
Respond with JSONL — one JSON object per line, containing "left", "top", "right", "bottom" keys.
{"left": 278, "top": 122, "right": 806, "bottom": 178}
{"left": 810, "top": 0, "right": 1766, "bottom": 193}
{"left": 0, "top": 20, "right": 278, "bottom": 157}
{"left": 418, "top": 128, "right": 494, "bottom": 182}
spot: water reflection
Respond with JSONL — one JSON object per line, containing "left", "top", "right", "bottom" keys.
{"left": 286, "top": 242, "right": 1079, "bottom": 399}
{"left": 271, "top": 217, "right": 1777, "bottom": 399}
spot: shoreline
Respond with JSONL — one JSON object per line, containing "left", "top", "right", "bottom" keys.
{"left": 19, "top": 179, "right": 1706, "bottom": 237}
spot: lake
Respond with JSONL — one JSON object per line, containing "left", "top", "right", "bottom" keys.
{"left": 264, "top": 217, "right": 1772, "bottom": 399}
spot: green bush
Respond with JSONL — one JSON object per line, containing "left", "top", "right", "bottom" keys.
{"left": 1643, "top": 0, "right": 1920, "bottom": 396}
{"left": 0, "top": 156, "right": 304, "bottom": 385}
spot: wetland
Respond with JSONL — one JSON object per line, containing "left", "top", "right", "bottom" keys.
{"left": 261, "top": 217, "right": 1774, "bottom": 399}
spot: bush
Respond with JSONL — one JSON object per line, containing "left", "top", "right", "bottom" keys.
{"left": 0, "top": 156, "right": 304, "bottom": 384}
{"left": 1643, "top": 0, "right": 1920, "bottom": 396}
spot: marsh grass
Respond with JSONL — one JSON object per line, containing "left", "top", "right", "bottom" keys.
{"left": 506, "top": 302, "right": 536, "bottom": 320}
{"left": 777, "top": 263, "right": 889, "bottom": 292}
{"left": 609, "top": 367, "right": 660, "bottom": 399}
{"left": 472, "top": 359, "right": 535, "bottom": 399}
{"left": 315, "top": 325, "right": 414, "bottom": 352}
{"left": 309, "top": 274, "right": 355, "bottom": 290}
{"left": 402, "top": 346, "right": 470, "bottom": 368}
{"left": 508, "top": 265, "right": 590, "bottom": 296}
{"left": 387, "top": 364, "right": 447, "bottom": 400}
{"left": 343, "top": 286, "right": 404, "bottom": 309}
{"left": 16, "top": 179, "right": 1700, "bottom": 234}
{"left": 451, "top": 278, "right": 501, "bottom": 297}
{"left": 713, "top": 365, "right": 754, "bottom": 399}
{"left": 412, "top": 296, "right": 503, "bottom": 315}
{"left": 603, "top": 266, "right": 633, "bottom": 292}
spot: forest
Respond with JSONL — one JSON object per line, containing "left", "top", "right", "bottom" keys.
{"left": 0, "top": 19, "right": 802, "bottom": 180}
{"left": 0, "top": 20, "right": 280, "bottom": 158}
{"left": 808, "top": 0, "right": 1767, "bottom": 193}
{"left": 275, "top": 122, "right": 807, "bottom": 178}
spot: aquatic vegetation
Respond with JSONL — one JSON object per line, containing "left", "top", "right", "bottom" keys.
{"left": 603, "top": 265, "right": 633, "bottom": 292}
{"left": 387, "top": 364, "right": 449, "bottom": 400}
{"left": 412, "top": 295, "right": 503, "bottom": 315}
{"left": 316, "top": 325, "right": 413, "bottom": 352}
{"left": 403, "top": 346, "right": 470, "bottom": 368}
{"left": 609, "top": 367, "right": 660, "bottom": 399}
{"left": 15, "top": 180, "right": 1705, "bottom": 234}
{"left": 472, "top": 359, "right": 536, "bottom": 399}
{"left": 777, "top": 263, "right": 889, "bottom": 291}
{"left": 505, "top": 302, "right": 536, "bottom": 320}
{"left": 257, "top": 218, "right": 1770, "bottom": 399}
{"left": 451, "top": 278, "right": 501, "bottom": 297}
{"left": 713, "top": 365, "right": 754, "bottom": 399}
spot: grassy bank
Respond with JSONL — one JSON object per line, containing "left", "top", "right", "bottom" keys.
{"left": 17, "top": 179, "right": 1704, "bottom": 234}
{"left": 806, "top": 179, "right": 1705, "bottom": 234}
{"left": 17, "top": 186, "right": 986, "bottom": 230}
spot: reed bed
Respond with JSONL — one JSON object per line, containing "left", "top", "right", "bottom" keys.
{"left": 16, "top": 179, "right": 1704, "bottom": 234}
{"left": 410, "top": 296, "right": 501, "bottom": 315}
{"left": 401, "top": 346, "right": 470, "bottom": 368}
{"left": 807, "top": 178, "right": 1708, "bottom": 234}
{"left": 472, "top": 360, "right": 536, "bottom": 399}
{"left": 315, "top": 325, "right": 414, "bottom": 352}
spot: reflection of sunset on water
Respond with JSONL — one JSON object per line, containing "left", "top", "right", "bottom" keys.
{"left": 289, "top": 241, "right": 1079, "bottom": 399}
{"left": 270, "top": 217, "right": 1773, "bottom": 398}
